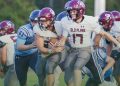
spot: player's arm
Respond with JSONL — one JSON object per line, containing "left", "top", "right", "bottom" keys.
{"left": 0, "top": 41, "right": 7, "bottom": 77}
{"left": 0, "top": 45, "right": 7, "bottom": 65}
{"left": 16, "top": 38, "right": 36, "bottom": 50}
{"left": 0, "top": 41, "right": 7, "bottom": 65}
{"left": 35, "top": 34, "right": 49, "bottom": 54}
{"left": 101, "top": 56, "right": 115, "bottom": 76}
{"left": 106, "top": 42, "right": 113, "bottom": 56}
{"left": 93, "top": 34, "right": 102, "bottom": 48}
{"left": 99, "top": 31, "right": 120, "bottom": 47}
{"left": 0, "top": 45, "right": 7, "bottom": 78}
{"left": 58, "top": 36, "right": 67, "bottom": 47}
{"left": 56, "top": 23, "right": 69, "bottom": 47}
{"left": 116, "top": 36, "right": 120, "bottom": 42}
{"left": 16, "top": 29, "right": 36, "bottom": 51}
{"left": 0, "top": 41, "right": 6, "bottom": 48}
{"left": 35, "top": 34, "right": 63, "bottom": 54}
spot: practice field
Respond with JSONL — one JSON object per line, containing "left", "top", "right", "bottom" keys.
{"left": 0, "top": 69, "right": 88, "bottom": 86}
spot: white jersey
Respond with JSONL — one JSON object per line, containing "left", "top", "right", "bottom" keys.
{"left": 110, "top": 22, "right": 120, "bottom": 37}
{"left": 33, "top": 21, "right": 62, "bottom": 38}
{"left": 61, "top": 15, "right": 101, "bottom": 48}
{"left": 0, "top": 34, "right": 17, "bottom": 66}
{"left": 110, "top": 21, "right": 120, "bottom": 51}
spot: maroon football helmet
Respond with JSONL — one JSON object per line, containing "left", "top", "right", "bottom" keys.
{"left": 0, "top": 20, "right": 15, "bottom": 35}
{"left": 38, "top": 7, "right": 55, "bottom": 21}
{"left": 99, "top": 11, "right": 114, "bottom": 31}
{"left": 111, "top": 11, "right": 120, "bottom": 21}
{"left": 65, "top": 0, "right": 85, "bottom": 20}
{"left": 38, "top": 7, "right": 55, "bottom": 28}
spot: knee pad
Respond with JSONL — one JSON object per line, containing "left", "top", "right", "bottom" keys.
{"left": 46, "top": 61, "right": 57, "bottom": 74}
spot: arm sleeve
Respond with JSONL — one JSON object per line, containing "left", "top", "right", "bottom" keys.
{"left": 17, "top": 27, "right": 27, "bottom": 40}
{"left": 16, "top": 38, "right": 26, "bottom": 47}
{"left": 89, "top": 16, "right": 102, "bottom": 34}
{"left": 61, "top": 21, "right": 69, "bottom": 38}
{"left": 16, "top": 27, "right": 27, "bottom": 46}
{"left": 93, "top": 24, "right": 102, "bottom": 34}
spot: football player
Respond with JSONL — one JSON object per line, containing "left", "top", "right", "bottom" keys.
{"left": 0, "top": 20, "right": 18, "bottom": 86}
{"left": 110, "top": 10, "right": 120, "bottom": 86}
{"left": 86, "top": 11, "right": 119, "bottom": 86}
{"left": 15, "top": 9, "right": 40, "bottom": 86}
{"left": 33, "top": 7, "right": 64, "bottom": 86}
{"left": 59, "top": 0, "right": 120, "bottom": 86}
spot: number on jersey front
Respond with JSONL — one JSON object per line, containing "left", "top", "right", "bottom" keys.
{"left": 73, "top": 34, "right": 83, "bottom": 44}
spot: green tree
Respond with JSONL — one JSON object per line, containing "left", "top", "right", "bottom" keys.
{"left": 0, "top": 0, "right": 37, "bottom": 30}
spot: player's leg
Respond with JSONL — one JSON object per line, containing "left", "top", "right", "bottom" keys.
{"left": 113, "top": 58, "right": 120, "bottom": 86}
{"left": 86, "top": 47, "right": 115, "bottom": 86}
{"left": 74, "top": 47, "right": 91, "bottom": 86}
{"left": 45, "top": 53, "right": 61, "bottom": 86}
{"left": 29, "top": 51, "right": 46, "bottom": 86}
{"left": 53, "top": 46, "right": 69, "bottom": 86}
{"left": 86, "top": 78, "right": 99, "bottom": 86}
{"left": 29, "top": 51, "right": 39, "bottom": 72}
{"left": 111, "top": 50, "right": 120, "bottom": 86}
{"left": 35, "top": 55, "right": 47, "bottom": 86}
{"left": 54, "top": 66, "right": 62, "bottom": 86}
{"left": 15, "top": 55, "right": 29, "bottom": 86}
{"left": 64, "top": 49, "right": 77, "bottom": 86}
{"left": 85, "top": 48, "right": 105, "bottom": 86}
{"left": 4, "top": 64, "right": 19, "bottom": 86}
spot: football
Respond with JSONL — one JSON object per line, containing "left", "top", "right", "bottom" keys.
{"left": 49, "top": 38, "right": 58, "bottom": 47}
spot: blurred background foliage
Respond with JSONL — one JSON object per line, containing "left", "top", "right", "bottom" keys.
{"left": 0, "top": 0, "right": 120, "bottom": 30}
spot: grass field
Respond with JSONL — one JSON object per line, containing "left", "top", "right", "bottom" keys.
{"left": 0, "top": 69, "right": 88, "bottom": 86}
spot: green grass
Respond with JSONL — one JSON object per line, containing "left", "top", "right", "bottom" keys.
{"left": 0, "top": 69, "right": 88, "bottom": 86}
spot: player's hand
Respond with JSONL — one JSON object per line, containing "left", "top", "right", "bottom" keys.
{"left": 53, "top": 46, "right": 64, "bottom": 53}
{"left": 29, "top": 41, "right": 36, "bottom": 49}
{"left": 32, "top": 41, "right": 37, "bottom": 47}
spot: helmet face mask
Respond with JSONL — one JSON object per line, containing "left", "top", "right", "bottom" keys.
{"left": 99, "top": 11, "right": 114, "bottom": 31}
{"left": 39, "top": 19, "right": 53, "bottom": 29}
